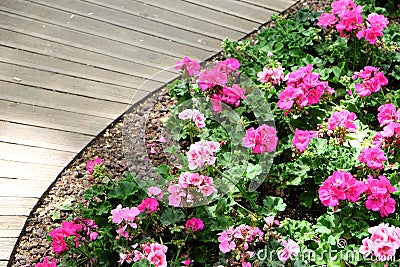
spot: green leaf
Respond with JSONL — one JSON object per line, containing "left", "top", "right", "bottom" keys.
{"left": 246, "top": 163, "right": 262, "bottom": 180}
{"left": 156, "top": 164, "right": 170, "bottom": 179}
{"left": 160, "top": 208, "right": 185, "bottom": 226}
{"left": 262, "top": 196, "right": 286, "bottom": 215}
{"left": 108, "top": 180, "right": 138, "bottom": 200}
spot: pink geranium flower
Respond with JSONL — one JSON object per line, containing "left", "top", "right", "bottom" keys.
{"left": 317, "top": 12, "right": 338, "bottom": 28}
{"left": 137, "top": 198, "right": 159, "bottom": 214}
{"left": 243, "top": 124, "right": 278, "bottom": 154}
{"left": 292, "top": 128, "right": 317, "bottom": 152}
{"left": 352, "top": 66, "right": 388, "bottom": 98}
{"left": 278, "top": 239, "right": 300, "bottom": 264}
{"left": 175, "top": 56, "right": 201, "bottom": 76}
{"left": 257, "top": 66, "right": 285, "bottom": 85}
{"left": 187, "top": 140, "right": 220, "bottom": 170}
{"left": 198, "top": 69, "right": 227, "bottom": 91}
{"left": 327, "top": 110, "right": 357, "bottom": 132}
{"left": 185, "top": 218, "right": 204, "bottom": 232}
{"left": 35, "top": 257, "right": 58, "bottom": 267}
{"left": 359, "top": 147, "right": 387, "bottom": 170}
{"left": 377, "top": 103, "right": 397, "bottom": 126}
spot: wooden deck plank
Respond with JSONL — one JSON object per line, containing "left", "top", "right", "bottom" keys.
{"left": 0, "top": 142, "right": 75, "bottom": 167}
{"left": 0, "top": 237, "right": 18, "bottom": 260}
{"left": 0, "top": 13, "right": 182, "bottom": 68}
{"left": 0, "top": 121, "right": 92, "bottom": 152}
{"left": 238, "top": 0, "right": 296, "bottom": 11}
{"left": 0, "top": 62, "right": 150, "bottom": 103}
{"left": 0, "top": 178, "right": 54, "bottom": 198}
{"left": 0, "top": 1, "right": 214, "bottom": 59}
{"left": 84, "top": 0, "right": 245, "bottom": 40}
{"left": 0, "top": 197, "right": 38, "bottom": 216}
{"left": 0, "top": 216, "right": 27, "bottom": 237}
{"left": 30, "top": 0, "right": 223, "bottom": 51}
{"left": 0, "top": 45, "right": 151, "bottom": 89}
{"left": 0, "top": 160, "right": 60, "bottom": 180}
{"left": 0, "top": 80, "right": 128, "bottom": 120}
{"left": 135, "top": 0, "right": 260, "bottom": 32}
{"left": 0, "top": 28, "right": 178, "bottom": 82}
{"left": 0, "top": 100, "right": 111, "bottom": 136}
{"left": 183, "top": 0, "right": 275, "bottom": 23}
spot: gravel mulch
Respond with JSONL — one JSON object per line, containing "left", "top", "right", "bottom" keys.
{"left": 10, "top": 1, "right": 335, "bottom": 266}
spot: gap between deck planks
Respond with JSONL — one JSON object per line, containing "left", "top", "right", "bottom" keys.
{"left": 0, "top": 0, "right": 299, "bottom": 265}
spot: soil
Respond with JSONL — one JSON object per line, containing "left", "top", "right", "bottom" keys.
{"left": 10, "top": 0, "right": 341, "bottom": 266}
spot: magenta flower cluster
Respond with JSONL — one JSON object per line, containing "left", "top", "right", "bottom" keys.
{"left": 168, "top": 172, "right": 217, "bottom": 207}
{"left": 119, "top": 242, "right": 168, "bottom": 267}
{"left": 185, "top": 217, "right": 204, "bottom": 232}
{"left": 327, "top": 110, "right": 357, "bottom": 132}
{"left": 187, "top": 140, "right": 220, "bottom": 170}
{"left": 359, "top": 223, "right": 400, "bottom": 262}
{"left": 86, "top": 157, "right": 103, "bottom": 180}
{"left": 365, "top": 175, "right": 396, "bottom": 217}
{"left": 317, "top": 0, "right": 389, "bottom": 44}
{"left": 318, "top": 171, "right": 397, "bottom": 217}
{"left": 292, "top": 128, "right": 318, "bottom": 152}
{"left": 174, "top": 56, "right": 201, "bottom": 76}
{"left": 257, "top": 66, "right": 285, "bottom": 85}
{"left": 277, "top": 64, "right": 333, "bottom": 112}
{"left": 243, "top": 124, "right": 278, "bottom": 154}
{"left": 358, "top": 147, "right": 387, "bottom": 170}
{"left": 35, "top": 257, "right": 58, "bottom": 267}
{"left": 352, "top": 66, "right": 388, "bottom": 98}
{"left": 210, "top": 84, "right": 246, "bottom": 113}
{"left": 49, "top": 218, "right": 98, "bottom": 254}
{"left": 318, "top": 170, "right": 366, "bottom": 207}
{"left": 178, "top": 109, "right": 206, "bottom": 128}
{"left": 356, "top": 13, "right": 389, "bottom": 44}
{"left": 218, "top": 224, "right": 264, "bottom": 265}
{"left": 374, "top": 103, "right": 400, "bottom": 147}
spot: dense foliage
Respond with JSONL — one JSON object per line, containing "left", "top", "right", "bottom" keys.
{"left": 36, "top": 0, "right": 400, "bottom": 266}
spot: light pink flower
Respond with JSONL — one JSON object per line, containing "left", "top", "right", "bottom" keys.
{"left": 327, "top": 110, "right": 357, "bottom": 132}
{"left": 317, "top": 12, "right": 338, "bottom": 28}
{"left": 175, "top": 56, "right": 201, "bottom": 76}
{"left": 359, "top": 147, "right": 387, "bottom": 170}
{"left": 198, "top": 69, "right": 227, "bottom": 91}
{"left": 257, "top": 67, "right": 285, "bottom": 85}
{"left": 278, "top": 239, "right": 300, "bottom": 264}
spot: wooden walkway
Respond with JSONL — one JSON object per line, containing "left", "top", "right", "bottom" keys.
{"left": 0, "top": 0, "right": 297, "bottom": 265}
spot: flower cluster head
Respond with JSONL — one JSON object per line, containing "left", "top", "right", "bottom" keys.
{"left": 243, "top": 124, "right": 278, "bottom": 154}
{"left": 119, "top": 242, "right": 168, "bottom": 267}
{"left": 147, "top": 186, "right": 163, "bottom": 199}
{"left": 111, "top": 204, "right": 141, "bottom": 239}
{"left": 86, "top": 157, "right": 103, "bottom": 180}
{"left": 365, "top": 175, "right": 396, "bottom": 217}
{"left": 375, "top": 103, "right": 400, "bottom": 147}
{"left": 328, "top": 110, "right": 357, "bottom": 132}
{"left": 185, "top": 217, "right": 204, "bottom": 232}
{"left": 263, "top": 216, "right": 280, "bottom": 231}
{"left": 168, "top": 172, "right": 217, "bottom": 207}
{"left": 277, "top": 65, "right": 333, "bottom": 112}
{"left": 318, "top": 170, "right": 366, "bottom": 207}
{"left": 318, "top": 0, "right": 364, "bottom": 36}
{"left": 358, "top": 147, "right": 387, "bottom": 170}
{"left": 257, "top": 66, "right": 285, "bottom": 86}
{"left": 187, "top": 140, "right": 220, "bottom": 170}
{"left": 210, "top": 84, "right": 246, "bottom": 113}
{"left": 352, "top": 66, "right": 388, "bottom": 98}
{"left": 218, "top": 224, "right": 264, "bottom": 265}
{"left": 198, "top": 69, "right": 228, "bottom": 91}
{"left": 178, "top": 109, "right": 206, "bottom": 128}
{"left": 214, "top": 57, "right": 241, "bottom": 74}
{"left": 49, "top": 218, "right": 98, "bottom": 254}
{"left": 137, "top": 198, "right": 159, "bottom": 214}
{"left": 359, "top": 223, "right": 400, "bottom": 261}
{"left": 277, "top": 239, "right": 300, "bottom": 264}
{"left": 175, "top": 56, "right": 201, "bottom": 76}
{"left": 292, "top": 128, "right": 318, "bottom": 152}
{"left": 35, "top": 257, "right": 58, "bottom": 267}
{"left": 356, "top": 13, "right": 389, "bottom": 44}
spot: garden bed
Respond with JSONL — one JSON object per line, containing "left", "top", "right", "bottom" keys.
{"left": 11, "top": 0, "right": 400, "bottom": 266}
